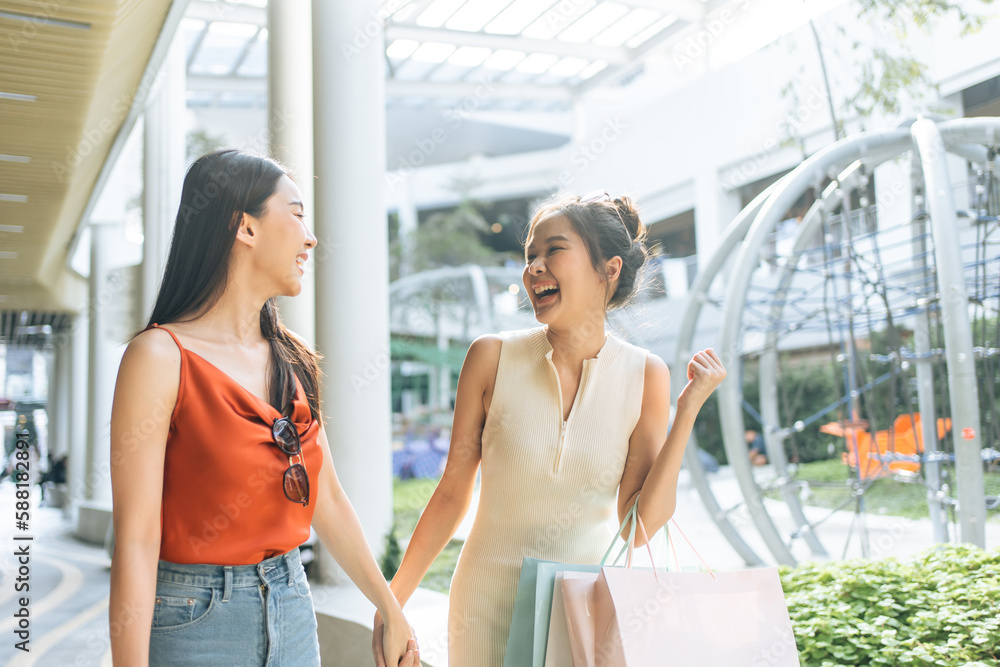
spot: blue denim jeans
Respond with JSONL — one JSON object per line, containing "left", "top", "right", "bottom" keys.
{"left": 149, "top": 548, "right": 321, "bottom": 666}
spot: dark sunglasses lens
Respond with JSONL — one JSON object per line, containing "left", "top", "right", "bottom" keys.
{"left": 273, "top": 420, "right": 300, "bottom": 454}
{"left": 284, "top": 464, "right": 309, "bottom": 505}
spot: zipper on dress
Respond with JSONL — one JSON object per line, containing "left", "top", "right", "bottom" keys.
{"left": 553, "top": 419, "right": 568, "bottom": 474}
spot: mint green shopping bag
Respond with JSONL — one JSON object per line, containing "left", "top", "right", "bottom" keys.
{"left": 502, "top": 513, "right": 634, "bottom": 667}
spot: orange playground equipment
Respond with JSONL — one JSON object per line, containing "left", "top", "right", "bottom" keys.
{"left": 822, "top": 413, "right": 953, "bottom": 480}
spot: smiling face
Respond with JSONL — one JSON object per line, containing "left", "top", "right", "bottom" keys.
{"left": 522, "top": 212, "right": 618, "bottom": 325}
{"left": 240, "top": 175, "right": 317, "bottom": 297}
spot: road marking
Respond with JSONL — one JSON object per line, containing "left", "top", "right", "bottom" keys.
{"left": 7, "top": 595, "right": 110, "bottom": 667}
{"left": 0, "top": 553, "right": 83, "bottom": 634}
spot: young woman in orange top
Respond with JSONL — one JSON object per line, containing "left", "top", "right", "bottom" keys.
{"left": 109, "top": 150, "right": 418, "bottom": 666}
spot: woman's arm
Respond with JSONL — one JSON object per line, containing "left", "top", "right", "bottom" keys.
{"left": 109, "top": 330, "right": 180, "bottom": 665}
{"left": 387, "top": 334, "right": 498, "bottom": 607}
{"left": 618, "top": 349, "right": 726, "bottom": 545}
{"left": 309, "top": 427, "right": 417, "bottom": 665}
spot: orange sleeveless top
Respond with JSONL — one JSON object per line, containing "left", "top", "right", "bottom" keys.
{"left": 148, "top": 323, "right": 323, "bottom": 565}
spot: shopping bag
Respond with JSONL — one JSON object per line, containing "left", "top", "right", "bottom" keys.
{"left": 504, "top": 534, "right": 633, "bottom": 667}
{"left": 593, "top": 566, "right": 798, "bottom": 666}
{"left": 570, "top": 502, "right": 799, "bottom": 666}
{"left": 545, "top": 571, "right": 606, "bottom": 667}
{"left": 503, "top": 558, "right": 608, "bottom": 667}
{"left": 503, "top": 556, "right": 544, "bottom": 667}
{"left": 560, "top": 573, "right": 600, "bottom": 667}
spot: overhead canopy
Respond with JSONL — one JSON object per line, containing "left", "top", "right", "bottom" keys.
{"left": 0, "top": 0, "right": 182, "bottom": 313}
{"left": 1, "top": 0, "right": 735, "bottom": 317}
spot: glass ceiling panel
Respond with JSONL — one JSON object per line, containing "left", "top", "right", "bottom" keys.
{"left": 237, "top": 32, "right": 267, "bottom": 77}
{"left": 182, "top": 18, "right": 206, "bottom": 61}
{"left": 189, "top": 21, "right": 258, "bottom": 75}
{"left": 521, "top": 0, "right": 597, "bottom": 40}
{"left": 558, "top": 3, "right": 630, "bottom": 43}
{"left": 485, "top": 0, "right": 558, "bottom": 35}
{"left": 182, "top": 0, "right": 724, "bottom": 113}
{"left": 416, "top": 0, "right": 467, "bottom": 28}
{"left": 444, "top": 0, "right": 508, "bottom": 32}
{"left": 626, "top": 14, "right": 679, "bottom": 47}
{"left": 592, "top": 8, "right": 660, "bottom": 46}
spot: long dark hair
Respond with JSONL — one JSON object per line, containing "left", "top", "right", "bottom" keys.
{"left": 133, "top": 149, "right": 323, "bottom": 424}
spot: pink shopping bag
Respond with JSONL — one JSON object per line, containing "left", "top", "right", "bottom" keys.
{"left": 561, "top": 502, "right": 799, "bottom": 666}
{"left": 591, "top": 566, "right": 799, "bottom": 666}
{"left": 560, "top": 574, "right": 600, "bottom": 667}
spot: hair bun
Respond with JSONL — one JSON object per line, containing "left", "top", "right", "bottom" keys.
{"left": 612, "top": 196, "right": 645, "bottom": 242}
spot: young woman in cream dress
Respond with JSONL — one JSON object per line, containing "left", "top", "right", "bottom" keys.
{"left": 374, "top": 192, "right": 726, "bottom": 666}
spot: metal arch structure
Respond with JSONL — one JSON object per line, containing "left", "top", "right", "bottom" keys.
{"left": 912, "top": 118, "right": 989, "bottom": 547}
{"left": 678, "top": 117, "right": 1000, "bottom": 565}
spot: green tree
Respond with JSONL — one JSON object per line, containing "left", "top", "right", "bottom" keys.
{"left": 784, "top": 0, "right": 994, "bottom": 147}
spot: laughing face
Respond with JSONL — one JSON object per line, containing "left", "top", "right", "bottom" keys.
{"left": 522, "top": 212, "right": 616, "bottom": 325}
{"left": 243, "top": 175, "right": 317, "bottom": 298}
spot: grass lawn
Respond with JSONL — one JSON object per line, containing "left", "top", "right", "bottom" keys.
{"left": 393, "top": 477, "right": 462, "bottom": 594}
{"left": 769, "top": 459, "right": 1000, "bottom": 521}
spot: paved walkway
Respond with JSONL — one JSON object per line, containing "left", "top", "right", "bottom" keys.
{"left": 0, "top": 484, "right": 112, "bottom": 667}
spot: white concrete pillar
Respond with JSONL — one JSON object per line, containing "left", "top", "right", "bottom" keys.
{"left": 312, "top": 0, "right": 392, "bottom": 584}
{"left": 49, "top": 340, "right": 70, "bottom": 458}
{"left": 142, "top": 36, "right": 186, "bottom": 321}
{"left": 67, "top": 314, "right": 89, "bottom": 517}
{"left": 270, "top": 0, "right": 317, "bottom": 346}
{"left": 85, "top": 222, "right": 120, "bottom": 504}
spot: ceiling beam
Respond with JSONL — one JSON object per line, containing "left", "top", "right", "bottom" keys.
{"left": 576, "top": 16, "right": 690, "bottom": 96}
{"left": 188, "top": 74, "right": 571, "bottom": 101}
{"left": 188, "top": 75, "right": 265, "bottom": 94}
{"left": 385, "top": 25, "right": 630, "bottom": 65}
{"left": 387, "top": 79, "right": 571, "bottom": 101}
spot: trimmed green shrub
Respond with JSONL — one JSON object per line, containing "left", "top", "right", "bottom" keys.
{"left": 380, "top": 523, "right": 403, "bottom": 580}
{"left": 780, "top": 544, "right": 1000, "bottom": 665}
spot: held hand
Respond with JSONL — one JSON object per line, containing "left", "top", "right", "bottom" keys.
{"left": 676, "top": 348, "right": 727, "bottom": 411}
{"left": 400, "top": 639, "right": 420, "bottom": 666}
{"left": 372, "top": 611, "right": 386, "bottom": 667}
{"left": 382, "top": 609, "right": 418, "bottom": 666}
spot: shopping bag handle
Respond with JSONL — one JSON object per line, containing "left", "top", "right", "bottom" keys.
{"left": 663, "top": 517, "right": 717, "bottom": 580}
{"left": 600, "top": 496, "right": 717, "bottom": 581}
{"left": 598, "top": 498, "right": 661, "bottom": 580}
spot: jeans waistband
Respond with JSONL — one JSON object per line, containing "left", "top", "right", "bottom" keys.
{"left": 156, "top": 548, "right": 302, "bottom": 590}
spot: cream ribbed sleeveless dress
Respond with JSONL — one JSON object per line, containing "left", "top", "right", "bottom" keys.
{"left": 448, "top": 325, "right": 648, "bottom": 666}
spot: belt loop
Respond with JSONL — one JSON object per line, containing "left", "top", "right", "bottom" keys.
{"left": 285, "top": 552, "right": 295, "bottom": 587}
{"left": 222, "top": 566, "right": 233, "bottom": 602}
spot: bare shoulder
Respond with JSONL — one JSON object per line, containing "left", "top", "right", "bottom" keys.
{"left": 468, "top": 333, "right": 502, "bottom": 359}
{"left": 116, "top": 327, "right": 182, "bottom": 406}
{"left": 125, "top": 326, "right": 182, "bottom": 368}
{"left": 459, "top": 334, "right": 502, "bottom": 394}
{"left": 644, "top": 352, "right": 670, "bottom": 380}
{"left": 465, "top": 334, "right": 501, "bottom": 372}
{"left": 643, "top": 352, "right": 671, "bottom": 399}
